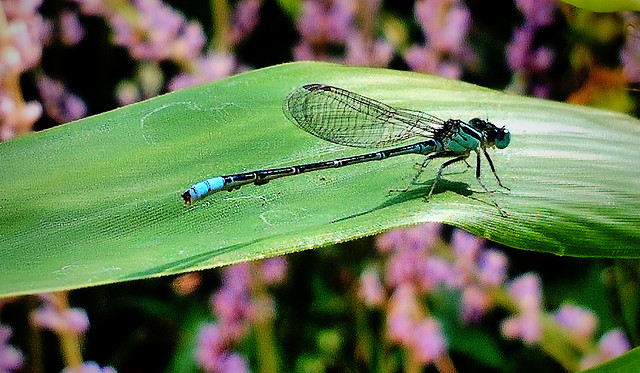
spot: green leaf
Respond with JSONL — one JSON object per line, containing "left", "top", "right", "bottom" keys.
{"left": 1, "top": 62, "right": 639, "bottom": 296}
{"left": 559, "top": 0, "right": 640, "bottom": 12}
{"left": 580, "top": 347, "right": 640, "bottom": 373}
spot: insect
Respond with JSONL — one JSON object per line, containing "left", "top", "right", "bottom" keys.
{"left": 182, "top": 83, "right": 510, "bottom": 210}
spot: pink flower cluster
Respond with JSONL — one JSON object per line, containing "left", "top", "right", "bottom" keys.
{"left": 500, "top": 273, "right": 543, "bottom": 344}
{"left": 28, "top": 293, "right": 116, "bottom": 372}
{"left": 0, "top": 324, "right": 22, "bottom": 373}
{"left": 71, "top": 0, "right": 205, "bottom": 61}
{"left": 506, "top": 0, "right": 557, "bottom": 97}
{"left": 69, "top": 0, "right": 229, "bottom": 102}
{"left": 196, "top": 257, "right": 287, "bottom": 373}
{"left": 30, "top": 293, "right": 90, "bottom": 335}
{"left": 360, "top": 223, "right": 631, "bottom": 370}
{"left": 37, "top": 75, "right": 86, "bottom": 123}
{"left": 404, "top": 0, "right": 473, "bottom": 78}
{"left": 0, "top": 0, "right": 43, "bottom": 75}
{"left": 294, "top": 0, "right": 393, "bottom": 67}
{"left": 0, "top": 0, "right": 92, "bottom": 138}
{"left": 31, "top": 304, "right": 90, "bottom": 335}
{"left": 386, "top": 283, "right": 447, "bottom": 365}
{"left": 0, "top": 0, "right": 44, "bottom": 139}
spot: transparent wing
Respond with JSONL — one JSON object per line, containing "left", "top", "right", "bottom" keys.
{"left": 283, "top": 84, "right": 444, "bottom": 148}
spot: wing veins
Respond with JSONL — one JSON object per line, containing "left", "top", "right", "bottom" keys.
{"left": 283, "top": 84, "right": 444, "bottom": 148}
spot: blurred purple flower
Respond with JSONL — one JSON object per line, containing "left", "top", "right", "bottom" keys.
{"left": 451, "top": 229, "right": 483, "bottom": 260}
{"left": 168, "top": 53, "right": 236, "bottom": 90}
{"left": 580, "top": 329, "right": 631, "bottom": 369}
{"left": 385, "top": 251, "right": 451, "bottom": 291}
{"left": 476, "top": 249, "right": 508, "bottom": 286}
{"left": 384, "top": 249, "right": 422, "bottom": 287}
{"left": 409, "top": 318, "right": 447, "bottom": 364}
{"left": 506, "top": 26, "right": 534, "bottom": 72}
{"left": 71, "top": 0, "right": 105, "bottom": 16}
{"left": 514, "top": 0, "right": 556, "bottom": 28}
{"left": 198, "top": 257, "right": 287, "bottom": 372}
{"left": 2, "top": 0, "right": 42, "bottom": 18}
{"left": 530, "top": 84, "right": 550, "bottom": 98}
{"left": 59, "top": 10, "right": 85, "bottom": 46}
{"left": 0, "top": 325, "right": 23, "bottom": 372}
{"left": 170, "top": 21, "right": 207, "bottom": 61}
{"left": 405, "top": 0, "right": 472, "bottom": 78}
{"left": 449, "top": 229, "right": 483, "bottom": 286}
{"left": 507, "top": 26, "right": 554, "bottom": 76}
{"left": 375, "top": 229, "right": 405, "bottom": 253}
{"left": 345, "top": 34, "right": 393, "bottom": 67}
{"left": 404, "top": 46, "right": 444, "bottom": 75}
{"left": 294, "top": 0, "right": 391, "bottom": 66}
{"left": 377, "top": 224, "right": 440, "bottom": 254}
{"left": 531, "top": 46, "right": 554, "bottom": 72}
{"left": 91, "top": 0, "right": 206, "bottom": 62}
{"left": 195, "top": 323, "right": 228, "bottom": 371}
{"left": 415, "top": 0, "right": 470, "bottom": 53}
{"left": 387, "top": 311, "right": 415, "bottom": 346}
{"left": 506, "top": 0, "right": 557, "bottom": 96}
{"left": 221, "top": 262, "right": 253, "bottom": 292}
{"left": 598, "top": 329, "right": 631, "bottom": 359}
{"left": 230, "top": 0, "right": 262, "bottom": 46}
{"left": 404, "top": 224, "right": 440, "bottom": 253}
{"left": 500, "top": 311, "right": 541, "bottom": 344}
{"left": 501, "top": 273, "right": 543, "bottom": 344}
{"left": 31, "top": 305, "right": 90, "bottom": 334}
{"left": 507, "top": 272, "right": 542, "bottom": 313}
{"left": 418, "top": 256, "right": 453, "bottom": 291}
{"left": 377, "top": 224, "right": 444, "bottom": 289}
{"left": 554, "top": 304, "right": 597, "bottom": 340}
{"left": 259, "top": 256, "right": 288, "bottom": 285}
{"left": 210, "top": 287, "right": 251, "bottom": 342}
{"left": 297, "top": 0, "right": 353, "bottom": 46}
{"left": 196, "top": 325, "right": 251, "bottom": 372}
{"left": 460, "top": 285, "right": 491, "bottom": 323}
{"left": 387, "top": 284, "right": 420, "bottom": 345}
{"left": 216, "top": 353, "right": 250, "bottom": 373}
{"left": 508, "top": 30, "right": 554, "bottom": 74}
{"left": 37, "top": 75, "right": 87, "bottom": 123}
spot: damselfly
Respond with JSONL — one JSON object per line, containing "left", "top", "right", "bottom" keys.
{"left": 182, "top": 84, "right": 510, "bottom": 209}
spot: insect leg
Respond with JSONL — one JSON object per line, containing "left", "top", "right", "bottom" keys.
{"left": 427, "top": 154, "right": 469, "bottom": 199}
{"left": 482, "top": 148, "right": 510, "bottom": 190}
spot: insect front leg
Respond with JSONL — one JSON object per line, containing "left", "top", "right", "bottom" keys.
{"left": 476, "top": 149, "right": 508, "bottom": 217}
{"left": 475, "top": 150, "right": 491, "bottom": 194}
{"left": 482, "top": 148, "right": 509, "bottom": 190}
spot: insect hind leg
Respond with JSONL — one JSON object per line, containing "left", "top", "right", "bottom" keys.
{"left": 427, "top": 154, "right": 469, "bottom": 199}
{"left": 388, "top": 154, "right": 436, "bottom": 194}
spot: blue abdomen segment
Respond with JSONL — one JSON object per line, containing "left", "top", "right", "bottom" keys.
{"left": 182, "top": 176, "right": 225, "bottom": 205}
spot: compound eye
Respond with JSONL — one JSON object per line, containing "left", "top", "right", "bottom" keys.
{"left": 494, "top": 127, "right": 510, "bottom": 149}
